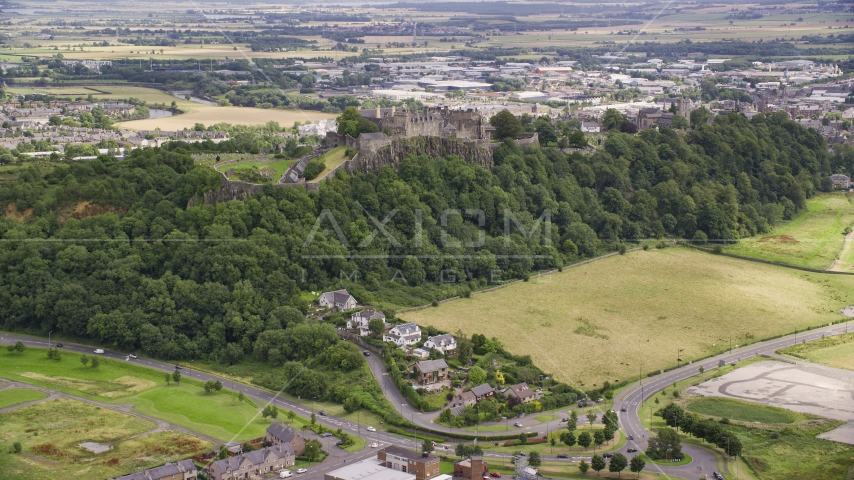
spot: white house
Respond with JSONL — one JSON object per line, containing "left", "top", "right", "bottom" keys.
{"left": 383, "top": 322, "right": 422, "bottom": 346}
{"left": 347, "top": 309, "right": 387, "bottom": 336}
{"left": 581, "top": 121, "right": 601, "bottom": 133}
{"left": 318, "top": 289, "right": 358, "bottom": 312}
{"left": 423, "top": 334, "right": 457, "bottom": 354}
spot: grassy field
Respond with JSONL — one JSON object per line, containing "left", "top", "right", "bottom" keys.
{"left": 685, "top": 397, "right": 796, "bottom": 424}
{"left": 0, "top": 348, "right": 275, "bottom": 441}
{"left": 401, "top": 247, "right": 854, "bottom": 386}
{"left": 779, "top": 332, "right": 854, "bottom": 371}
{"left": 307, "top": 147, "right": 350, "bottom": 183}
{"left": 0, "top": 388, "right": 47, "bottom": 409}
{"left": 0, "top": 398, "right": 211, "bottom": 480}
{"left": 7, "top": 85, "right": 201, "bottom": 112}
{"left": 223, "top": 159, "right": 296, "bottom": 183}
{"left": 725, "top": 193, "right": 854, "bottom": 270}
{"left": 119, "top": 107, "right": 336, "bottom": 131}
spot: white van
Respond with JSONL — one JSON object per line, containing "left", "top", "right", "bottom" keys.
{"left": 280, "top": 470, "right": 293, "bottom": 478}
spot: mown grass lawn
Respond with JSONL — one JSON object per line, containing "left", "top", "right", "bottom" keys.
{"left": 0, "top": 348, "right": 271, "bottom": 441}
{"left": 725, "top": 193, "right": 854, "bottom": 269}
{"left": 685, "top": 397, "right": 796, "bottom": 424}
{"left": 0, "top": 388, "right": 46, "bottom": 408}
{"left": 0, "top": 398, "right": 210, "bottom": 480}
{"left": 224, "top": 158, "right": 296, "bottom": 183}
{"left": 402, "top": 247, "right": 854, "bottom": 386}
{"left": 307, "top": 147, "right": 350, "bottom": 183}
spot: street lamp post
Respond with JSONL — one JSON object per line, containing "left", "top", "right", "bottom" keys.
{"left": 48, "top": 331, "right": 51, "bottom": 349}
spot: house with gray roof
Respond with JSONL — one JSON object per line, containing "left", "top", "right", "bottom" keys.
{"left": 423, "top": 334, "right": 456, "bottom": 354}
{"left": 266, "top": 420, "right": 305, "bottom": 455}
{"left": 112, "top": 459, "right": 197, "bottom": 480}
{"left": 208, "top": 444, "right": 295, "bottom": 480}
{"left": 384, "top": 322, "right": 422, "bottom": 346}
{"left": 504, "top": 382, "right": 537, "bottom": 404}
{"left": 469, "top": 383, "right": 495, "bottom": 401}
{"left": 319, "top": 289, "right": 358, "bottom": 312}
{"left": 414, "top": 359, "right": 449, "bottom": 385}
{"left": 348, "top": 308, "right": 387, "bottom": 336}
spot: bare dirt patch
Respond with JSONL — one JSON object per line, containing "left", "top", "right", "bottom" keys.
{"left": 758, "top": 235, "right": 799, "bottom": 244}
{"left": 101, "top": 376, "right": 157, "bottom": 398}
{"left": 19, "top": 373, "right": 154, "bottom": 398}
{"left": 5, "top": 202, "right": 33, "bottom": 221}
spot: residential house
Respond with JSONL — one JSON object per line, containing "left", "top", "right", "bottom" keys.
{"left": 383, "top": 322, "right": 422, "bottom": 346}
{"left": 319, "top": 289, "right": 358, "bottom": 312}
{"left": 112, "top": 459, "right": 198, "bottom": 480}
{"left": 378, "top": 445, "right": 441, "bottom": 480}
{"left": 208, "top": 444, "right": 295, "bottom": 480}
{"left": 504, "top": 383, "right": 537, "bottom": 404}
{"left": 265, "top": 420, "right": 306, "bottom": 455}
{"left": 348, "top": 309, "right": 387, "bottom": 336}
{"left": 470, "top": 383, "right": 495, "bottom": 401}
{"left": 414, "top": 359, "right": 449, "bottom": 385}
{"left": 831, "top": 173, "right": 851, "bottom": 189}
{"left": 423, "top": 334, "right": 456, "bottom": 355}
{"left": 453, "top": 390, "right": 477, "bottom": 410}
{"left": 580, "top": 121, "right": 601, "bottom": 133}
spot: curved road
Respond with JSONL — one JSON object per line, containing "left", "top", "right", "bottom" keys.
{"left": 2, "top": 320, "right": 851, "bottom": 479}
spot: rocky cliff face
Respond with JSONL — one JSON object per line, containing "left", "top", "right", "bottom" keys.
{"left": 187, "top": 172, "right": 266, "bottom": 207}
{"left": 352, "top": 136, "right": 493, "bottom": 173}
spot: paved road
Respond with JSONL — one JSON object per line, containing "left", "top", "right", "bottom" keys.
{"left": 3, "top": 321, "right": 851, "bottom": 479}
{"left": 614, "top": 321, "right": 852, "bottom": 479}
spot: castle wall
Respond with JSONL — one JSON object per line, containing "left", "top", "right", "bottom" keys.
{"left": 350, "top": 136, "right": 493, "bottom": 174}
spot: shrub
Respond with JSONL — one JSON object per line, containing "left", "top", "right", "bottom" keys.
{"left": 303, "top": 159, "right": 326, "bottom": 180}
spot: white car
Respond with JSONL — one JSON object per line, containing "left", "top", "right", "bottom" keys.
{"left": 366, "top": 426, "right": 376, "bottom": 432}
{"left": 371, "top": 442, "right": 379, "bottom": 448}
{"left": 280, "top": 471, "right": 293, "bottom": 478}
{"left": 94, "top": 349, "right": 104, "bottom": 354}
{"left": 129, "top": 354, "right": 137, "bottom": 359}
{"left": 296, "top": 468, "right": 307, "bottom": 474}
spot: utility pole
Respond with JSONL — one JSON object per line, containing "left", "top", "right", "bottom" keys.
{"left": 48, "top": 331, "right": 51, "bottom": 349}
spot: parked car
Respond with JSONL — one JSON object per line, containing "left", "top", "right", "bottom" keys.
{"left": 129, "top": 353, "right": 137, "bottom": 359}
{"left": 490, "top": 473, "right": 502, "bottom": 477}
{"left": 363, "top": 351, "right": 371, "bottom": 356}
{"left": 513, "top": 422, "right": 523, "bottom": 427}
{"left": 371, "top": 442, "right": 379, "bottom": 448}
{"left": 336, "top": 441, "right": 345, "bottom": 446}
{"left": 280, "top": 470, "right": 293, "bottom": 478}
{"left": 713, "top": 472, "right": 724, "bottom": 480}
{"left": 366, "top": 426, "right": 376, "bottom": 432}
{"left": 296, "top": 468, "right": 307, "bottom": 474}
{"left": 321, "top": 432, "right": 332, "bottom": 438}
{"left": 557, "top": 454, "right": 568, "bottom": 459}
{"left": 318, "top": 410, "right": 327, "bottom": 416}
{"left": 94, "top": 349, "right": 104, "bottom": 354}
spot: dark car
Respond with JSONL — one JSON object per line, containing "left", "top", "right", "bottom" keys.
{"left": 627, "top": 448, "right": 638, "bottom": 453}
{"left": 56, "top": 343, "right": 63, "bottom": 347}
{"left": 714, "top": 472, "right": 724, "bottom": 480}
{"left": 620, "top": 406, "right": 627, "bottom": 412}
{"left": 557, "top": 454, "right": 568, "bottom": 459}
{"left": 602, "top": 453, "right": 613, "bottom": 459}
{"left": 174, "top": 364, "right": 183, "bottom": 370}
{"left": 319, "top": 410, "right": 328, "bottom": 416}
{"left": 363, "top": 351, "right": 371, "bottom": 356}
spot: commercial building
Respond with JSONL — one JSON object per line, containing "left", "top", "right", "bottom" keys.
{"left": 377, "top": 445, "right": 441, "bottom": 480}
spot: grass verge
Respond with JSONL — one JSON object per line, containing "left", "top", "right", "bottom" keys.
{"left": 0, "top": 388, "right": 47, "bottom": 409}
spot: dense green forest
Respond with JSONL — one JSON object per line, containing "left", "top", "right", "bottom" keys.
{"left": 0, "top": 112, "right": 830, "bottom": 370}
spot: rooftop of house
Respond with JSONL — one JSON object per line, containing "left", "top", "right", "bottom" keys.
{"left": 112, "top": 459, "right": 196, "bottom": 480}
{"left": 469, "top": 383, "right": 494, "bottom": 397}
{"left": 416, "top": 359, "right": 449, "bottom": 373}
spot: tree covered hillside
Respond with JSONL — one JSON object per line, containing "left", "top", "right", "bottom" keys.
{"left": 0, "top": 111, "right": 830, "bottom": 365}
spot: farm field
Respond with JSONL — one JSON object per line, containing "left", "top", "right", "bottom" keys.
{"left": 725, "top": 193, "right": 854, "bottom": 270}
{"left": 7, "top": 85, "right": 203, "bottom": 112}
{"left": 779, "top": 332, "right": 854, "bottom": 371}
{"left": 119, "top": 107, "right": 336, "bottom": 131}
{"left": 0, "top": 348, "right": 273, "bottom": 441}
{"left": 307, "top": 147, "right": 351, "bottom": 183}
{"left": 0, "top": 398, "right": 210, "bottom": 480}
{"left": 0, "top": 387, "right": 47, "bottom": 409}
{"left": 402, "top": 247, "right": 854, "bottom": 386}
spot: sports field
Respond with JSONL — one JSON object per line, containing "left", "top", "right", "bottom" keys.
{"left": 119, "top": 107, "right": 336, "bottom": 131}
{"left": 0, "top": 398, "right": 210, "bottom": 480}
{"left": 0, "top": 348, "right": 273, "bottom": 441}
{"left": 401, "top": 247, "right": 854, "bottom": 386}
{"left": 725, "top": 193, "right": 854, "bottom": 270}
